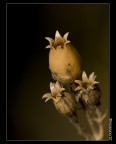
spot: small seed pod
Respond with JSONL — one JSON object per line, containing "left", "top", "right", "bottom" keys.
{"left": 80, "top": 85, "right": 101, "bottom": 105}
{"left": 53, "top": 91, "right": 77, "bottom": 116}
{"left": 45, "top": 30, "right": 82, "bottom": 84}
{"left": 42, "top": 81, "right": 77, "bottom": 116}
{"left": 75, "top": 71, "right": 101, "bottom": 105}
{"left": 86, "top": 85, "right": 101, "bottom": 105}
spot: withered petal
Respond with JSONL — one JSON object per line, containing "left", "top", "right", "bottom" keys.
{"left": 55, "top": 30, "right": 62, "bottom": 41}
{"left": 75, "top": 86, "right": 83, "bottom": 91}
{"left": 74, "top": 80, "right": 83, "bottom": 86}
{"left": 46, "top": 45, "right": 54, "bottom": 49}
{"left": 63, "top": 32, "right": 69, "bottom": 41}
{"left": 42, "top": 93, "right": 52, "bottom": 99}
{"left": 92, "top": 81, "right": 99, "bottom": 85}
{"left": 45, "top": 97, "right": 52, "bottom": 102}
{"left": 45, "top": 37, "right": 55, "bottom": 45}
{"left": 82, "top": 71, "right": 89, "bottom": 83}
{"left": 89, "top": 72, "right": 96, "bottom": 83}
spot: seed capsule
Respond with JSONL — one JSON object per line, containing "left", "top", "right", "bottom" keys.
{"left": 53, "top": 91, "right": 77, "bottom": 116}
{"left": 75, "top": 71, "right": 101, "bottom": 105}
{"left": 42, "top": 81, "right": 77, "bottom": 116}
{"left": 45, "top": 30, "right": 82, "bottom": 84}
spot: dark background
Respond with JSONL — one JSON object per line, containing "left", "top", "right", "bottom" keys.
{"left": 7, "top": 4, "right": 109, "bottom": 140}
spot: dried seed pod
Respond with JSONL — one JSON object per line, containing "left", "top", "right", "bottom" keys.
{"left": 42, "top": 81, "right": 77, "bottom": 116}
{"left": 87, "top": 85, "right": 101, "bottom": 105}
{"left": 45, "top": 30, "right": 82, "bottom": 84}
{"left": 53, "top": 91, "right": 77, "bottom": 116}
{"left": 75, "top": 71, "right": 101, "bottom": 105}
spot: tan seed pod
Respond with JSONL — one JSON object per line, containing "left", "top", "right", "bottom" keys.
{"left": 53, "top": 91, "right": 77, "bottom": 116}
{"left": 75, "top": 71, "right": 101, "bottom": 105}
{"left": 42, "top": 81, "right": 77, "bottom": 116}
{"left": 45, "top": 30, "right": 82, "bottom": 84}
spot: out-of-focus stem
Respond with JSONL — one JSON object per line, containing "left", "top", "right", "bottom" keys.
{"left": 67, "top": 114, "right": 91, "bottom": 140}
{"left": 66, "top": 105, "right": 107, "bottom": 140}
{"left": 86, "top": 106, "right": 107, "bottom": 140}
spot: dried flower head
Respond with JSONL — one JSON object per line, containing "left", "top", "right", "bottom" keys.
{"left": 74, "top": 71, "right": 101, "bottom": 105}
{"left": 42, "top": 81, "right": 77, "bottom": 116}
{"left": 45, "top": 30, "right": 82, "bottom": 84}
{"left": 75, "top": 71, "right": 99, "bottom": 91}
{"left": 42, "top": 81, "right": 65, "bottom": 103}
{"left": 45, "top": 30, "right": 70, "bottom": 49}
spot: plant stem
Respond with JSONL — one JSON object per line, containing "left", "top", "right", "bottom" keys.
{"left": 66, "top": 114, "right": 91, "bottom": 140}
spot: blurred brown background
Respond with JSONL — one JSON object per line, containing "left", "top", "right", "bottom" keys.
{"left": 7, "top": 4, "right": 109, "bottom": 140}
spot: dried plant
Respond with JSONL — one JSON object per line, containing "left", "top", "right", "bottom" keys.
{"left": 42, "top": 31, "right": 107, "bottom": 140}
{"left": 74, "top": 71, "right": 101, "bottom": 105}
{"left": 45, "top": 30, "right": 82, "bottom": 84}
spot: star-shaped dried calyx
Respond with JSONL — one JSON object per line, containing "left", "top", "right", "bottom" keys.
{"left": 42, "top": 81, "right": 77, "bottom": 116}
{"left": 42, "top": 81, "right": 65, "bottom": 103}
{"left": 45, "top": 30, "right": 71, "bottom": 49}
{"left": 74, "top": 71, "right": 100, "bottom": 105}
{"left": 75, "top": 71, "right": 99, "bottom": 91}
